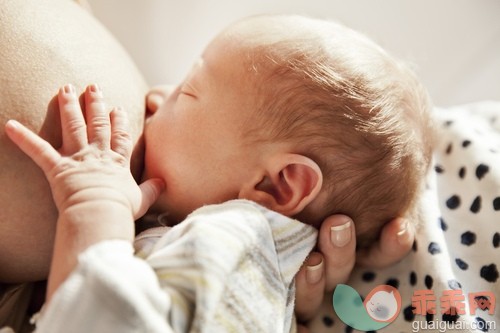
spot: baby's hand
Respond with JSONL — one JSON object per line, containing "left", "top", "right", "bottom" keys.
{"left": 5, "top": 84, "right": 164, "bottom": 299}
{"left": 6, "top": 84, "right": 163, "bottom": 219}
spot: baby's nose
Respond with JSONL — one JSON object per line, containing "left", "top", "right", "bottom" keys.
{"left": 146, "top": 85, "right": 177, "bottom": 116}
{"left": 146, "top": 93, "right": 164, "bottom": 115}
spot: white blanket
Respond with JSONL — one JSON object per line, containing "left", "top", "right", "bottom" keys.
{"left": 35, "top": 200, "right": 317, "bottom": 333}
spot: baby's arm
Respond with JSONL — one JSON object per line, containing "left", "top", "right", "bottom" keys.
{"left": 5, "top": 84, "right": 164, "bottom": 300}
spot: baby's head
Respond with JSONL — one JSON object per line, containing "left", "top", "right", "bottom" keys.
{"left": 143, "top": 15, "right": 434, "bottom": 247}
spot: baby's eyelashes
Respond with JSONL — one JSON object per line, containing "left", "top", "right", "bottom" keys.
{"left": 179, "top": 83, "right": 198, "bottom": 99}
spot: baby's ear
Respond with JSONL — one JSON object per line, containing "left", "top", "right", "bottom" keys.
{"left": 239, "top": 154, "right": 323, "bottom": 216}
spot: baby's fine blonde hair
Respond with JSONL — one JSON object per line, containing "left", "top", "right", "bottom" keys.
{"left": 227, "top": 15, "right": 434, "bottom": 247}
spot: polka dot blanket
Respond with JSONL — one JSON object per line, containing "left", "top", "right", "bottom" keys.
{"left": 310, "top": 101, "right": 500, "bottom": 333}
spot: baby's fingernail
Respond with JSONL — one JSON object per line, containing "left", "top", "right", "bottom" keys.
{"left": 330, "top": 220, "right": 351, "bottom": 247}
{"left": 306, "top": 259, "right": 324, "bottom": 284}
{"left": 89, "top": 83, "right": 101, "bottom": 94}
{"left": 63, "top": 84, "right": 75, "bottom": 95}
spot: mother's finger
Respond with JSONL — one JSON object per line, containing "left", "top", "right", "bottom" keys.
{"left": 317, "top": 215, "right": 356, "bottom": 291}
{"left": 356, "top": 217, "right": 414, "bottom": 268}
{"left": 295, "top": 252, "right": 325, "bottom": 322}
{"left": 84, "top": 84, "right": 110, "bottom": 149}
{"left": 58, "top": 84, "right": 87, "bottom": 152}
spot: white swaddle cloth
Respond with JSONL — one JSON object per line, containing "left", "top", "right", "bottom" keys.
{"left": 35, "top": 200, "right": 317, "bottom": 333}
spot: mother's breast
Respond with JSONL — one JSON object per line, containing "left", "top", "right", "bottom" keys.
{"left": 0, "top": 0, "right": 148, "bottom": 282}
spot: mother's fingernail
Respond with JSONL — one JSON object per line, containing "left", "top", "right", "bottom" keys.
{"left": 397, "top": 219, "right": 410, "bottom": 244}
{"left": 306, "top": 259, "right": 324, "bottom": 284}
{"left": 331, "top": 220, "right": 351, "bottom": 247}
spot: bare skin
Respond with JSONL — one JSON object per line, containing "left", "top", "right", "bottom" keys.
{"left": 0, "top": 2, "right": 414, "bottom": 328}
{"left": 0, "top": 0, "right": 148, "bottom": 282}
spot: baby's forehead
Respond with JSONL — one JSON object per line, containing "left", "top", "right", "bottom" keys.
{"left": 204, "top": 39, "right": 273, "bottom": 87}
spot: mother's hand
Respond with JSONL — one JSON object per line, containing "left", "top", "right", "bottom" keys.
{"left": 294, "top": 216, "right": 415, "bottom": 330}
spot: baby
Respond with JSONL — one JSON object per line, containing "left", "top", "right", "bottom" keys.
{"left": 5, "top": 14, "right": 433, "bottom": 332}
{"left": 140, "top": 14, "right": 434, "bottom": 247}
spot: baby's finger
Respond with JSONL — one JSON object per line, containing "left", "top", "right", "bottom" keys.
{"left": 110, "top": 107, "right": 132, "bottom": 160}
{"left": 356, "top": 218, "right": 414, "bottom": 268}
{"left": 84, "top": 84, "right": 110, "bottom": 149}
{"left": 136, "top": 178, "right": 165, "bottom": 219}
{"left": 58, "top": 84, "right": 87, "bottom": 152}
{"left": 5, "top": 120, "right": 60, "bottom": 174}
{"left": 317, "top": 215, "right": 356, "bottom": 291}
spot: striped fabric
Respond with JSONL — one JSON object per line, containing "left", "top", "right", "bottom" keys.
{"left": 35, "top": 200, "right": 317, "bottom": 333}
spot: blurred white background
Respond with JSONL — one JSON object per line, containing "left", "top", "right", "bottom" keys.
{"left": 87, "top": 0, "right": 499, "bottom": 107}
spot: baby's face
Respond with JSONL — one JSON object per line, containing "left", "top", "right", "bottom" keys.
{"left": 142, "top": 35, "right": 262, "bottom": 223}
